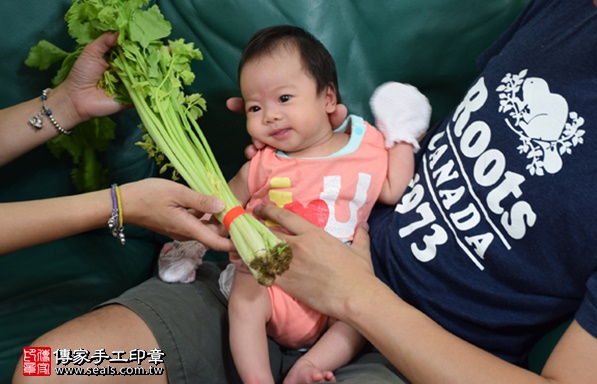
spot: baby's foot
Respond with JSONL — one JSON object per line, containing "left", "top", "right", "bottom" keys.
{"left": 283, "top": 359, "right": 335, "bottom": 384}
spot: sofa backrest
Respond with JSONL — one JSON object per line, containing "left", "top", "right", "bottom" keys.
{"left": 157, "top": 0, "right": 530, "bottom": 173}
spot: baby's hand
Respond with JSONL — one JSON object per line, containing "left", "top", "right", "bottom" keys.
{"left": 369, "top": 81, "right": 432, "bottom": 152}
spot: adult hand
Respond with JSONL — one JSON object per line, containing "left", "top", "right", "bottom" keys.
{"left": 226, "top": 97, "right": 349, "bottom": 159}
{"left": 56, "top": 32, "right": 129, "bottom": 127}
{"left": 121, "top": 178, "right": 234, "bottom": 251}
{"left": 330, "top": 103, "right": 349, "bottom": 128}
{"left": 254, "top": 204, "right": 375, "bottom": 319}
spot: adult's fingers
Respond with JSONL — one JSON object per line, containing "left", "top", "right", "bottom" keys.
{"left": 244, "top": 144, "right": 258, "bottom": 160}
{"left": 243, "top": 139, "right": 265, "bottom": 160}
{"left": 330, "top": 103, "right": 348, "bottom": 128}
{"left": 89, "top": 32, "right": 119, "bottom": 56}
{"left": 350, "top": 224, "right": 375, "bottom": 274}
{"left": 75, "top": 32, "right": 117, "bottom": 79}
{"left": 64, "top": 32, "right": 125, "bottom": 121}
{"left": 179, "top": 188, "right": 225, "bottom": 215}
{"left": 226, "top": 97, "right": 244, "bottom": 114}
{"left": 253, "top": 204, "right": 317, "bottom": 236}
{"left": 176, "top": 218, "right": 234, "bottom": 251}
{"left": 351, "top": 224, "right": 371, "bottom": 260}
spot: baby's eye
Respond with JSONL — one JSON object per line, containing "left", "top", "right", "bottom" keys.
{"left": 247, "top": 105, "right": 261, "bottom": 113}
{"left": 279, "top": 95, "right": 291, "bottom": 103}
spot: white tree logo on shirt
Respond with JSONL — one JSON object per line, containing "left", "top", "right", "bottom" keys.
{"left": 497, "top": 69, "right": 585, "bottom": 176}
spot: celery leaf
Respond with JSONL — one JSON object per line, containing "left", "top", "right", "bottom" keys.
{"left": 129, "top": 6, "right": 171, "bottom": 49}
{"left": 25, "top": 41, "right": 69, "bottom": 70}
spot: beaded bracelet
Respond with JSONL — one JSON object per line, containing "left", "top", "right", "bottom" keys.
{"left": 28, "top": 88, "right": 72, "bottom": 136}
{"left": 107, "top": 184, "right": 126, "bottom": 245}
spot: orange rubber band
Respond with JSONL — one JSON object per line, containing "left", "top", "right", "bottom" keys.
{"left": 223, "top": 206, "right": 247, "bottom": 231}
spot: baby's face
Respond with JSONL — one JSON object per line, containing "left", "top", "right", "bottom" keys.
{"left": 240, "top": 47, "right": 336, "bottom": 157}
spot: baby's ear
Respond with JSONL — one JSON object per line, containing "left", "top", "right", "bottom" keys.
{"left": 325, "top": 83, "right": 338, "bottom": 113}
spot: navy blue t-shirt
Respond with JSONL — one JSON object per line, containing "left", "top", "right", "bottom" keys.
{"left": 370, "top": 0, "right": 597, "bottom": 366}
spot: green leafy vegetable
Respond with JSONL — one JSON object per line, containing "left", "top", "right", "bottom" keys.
{"left": 42, "top": 0, "right": 291, "bottom": 285}
{"left": 25, "top": 41, "right": 70, "bottom": 71}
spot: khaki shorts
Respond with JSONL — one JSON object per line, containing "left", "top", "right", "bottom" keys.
{"left": 100, "top": 262, "right": 406, "bottom": 384}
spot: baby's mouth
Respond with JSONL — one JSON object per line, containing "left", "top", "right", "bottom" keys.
{"left": 271, "top": 128, "right": 291, "bottom": 139}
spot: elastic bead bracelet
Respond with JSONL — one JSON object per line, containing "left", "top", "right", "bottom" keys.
{"left": 28, "top": 88, "right": 71, "bottom": 135}
{"left": 107, "top": 184, "right": 126, "bottom": 245}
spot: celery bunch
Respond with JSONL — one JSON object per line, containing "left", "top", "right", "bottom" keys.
{"left": 47, "top": 0, "right": 291, "bottom": 285}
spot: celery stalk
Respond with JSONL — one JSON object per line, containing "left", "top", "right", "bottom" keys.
{"left": 62, "top": 0, "right": 292, "bottom": 285}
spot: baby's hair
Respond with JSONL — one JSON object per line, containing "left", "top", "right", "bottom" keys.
{"left": 239, "top": 25, "right": 342, "bottom": 103}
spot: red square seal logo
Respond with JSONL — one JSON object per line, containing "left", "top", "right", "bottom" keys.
{"left": 22, "top": 347, "right": 52, "bottom": 376}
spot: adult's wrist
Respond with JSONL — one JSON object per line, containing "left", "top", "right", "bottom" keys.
{"left": 42, "top": 85, "right": 81, "bottom": 132}
{"left": 341, "top": 274, "right": 396, "bottom": 327}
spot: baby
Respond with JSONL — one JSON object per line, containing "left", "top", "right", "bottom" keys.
{"left": 160, "top": 25, "right": 430, "bottom": 384}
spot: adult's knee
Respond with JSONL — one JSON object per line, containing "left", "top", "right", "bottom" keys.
{"left": 13, "top": 305, "right": 165, "bottom": 384}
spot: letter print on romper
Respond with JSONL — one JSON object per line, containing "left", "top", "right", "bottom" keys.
{"left": 497, "top": 69, "right": 585, "bottom": 176}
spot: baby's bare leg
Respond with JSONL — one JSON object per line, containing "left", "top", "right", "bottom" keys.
{"left": 284, "top": 321, "right": 366, "bottom": 384}
{"left": 228, "top": 271, "right": 274, "bottom": 384}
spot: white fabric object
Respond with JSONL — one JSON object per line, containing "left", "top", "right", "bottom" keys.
{"left": 369, "top": 81, "right": 432, "bottom": 151}
{"left": 218, "top": 263, "right": 237, "bottom": 300}
{"left": 158, "top": 240, "right": 207, "bottom": 283}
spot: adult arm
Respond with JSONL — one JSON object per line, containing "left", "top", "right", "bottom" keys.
{"left": 0, "top": 33, "right": 126, "bottom": 166}
{"left": 0, "top": 33, "right": 234, "bottom": 254}
{"left": 0, "top": 178, "right": 232, "bottom": 255}
{"left": 255, "top": 204, "right": 597, "bottom": 384}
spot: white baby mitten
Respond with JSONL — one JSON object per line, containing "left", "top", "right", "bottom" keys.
{"left": 369, "top": 81, "right": 432, "bottom": 152}
{"left": 158, "top": 240, "right": 207, "bottom": 283}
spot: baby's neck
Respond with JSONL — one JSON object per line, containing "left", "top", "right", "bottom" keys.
{"left": 284, "top": 130, "right": 349, "bottom": 158}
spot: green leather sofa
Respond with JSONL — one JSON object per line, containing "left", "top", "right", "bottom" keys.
{"left": 3, "top": 0, "right": 564, "bottom": 381}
